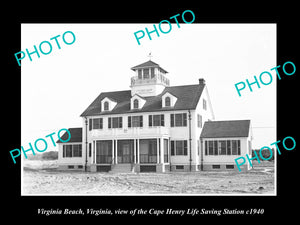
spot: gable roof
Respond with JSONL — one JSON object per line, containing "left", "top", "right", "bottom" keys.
{"left": 131, "top": 60, "right": 168, "bottom": 73}
{"left": 56, "top": 127, "right": 82, "bottom": 143}
{"left": 200, "top": 120, "right": 251, "bottom": 138}
{"left": 80, "top": 83, "right": 205, "bottom": 117}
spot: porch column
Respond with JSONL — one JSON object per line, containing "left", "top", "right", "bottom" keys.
{"left": 160, "top": 137, "right": 164, "bottom": 164}
{"left": 115, "top": 140, "right": 118, "bottom": 164}
{"left": 91, "top": 141, "right": 93, "bottom": 164}
{"left": 133, "top": 138, "right": 137, "bottom": 164}
{"left": 157, "top": 138, "right": 160, "bottom": 164}
{"left": 93, "top": 141, "right": 96, "bottom": 164}
{"left": 137, "top": 139, "right": 140, "bottom": 163}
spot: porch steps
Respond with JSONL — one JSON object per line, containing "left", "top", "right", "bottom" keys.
{"left": 109, "top": 164, "right": 134, "bottom": 173}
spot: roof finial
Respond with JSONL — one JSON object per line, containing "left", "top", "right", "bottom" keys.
{"left": 147, "top": 52, "right": 152, "bottom": 61}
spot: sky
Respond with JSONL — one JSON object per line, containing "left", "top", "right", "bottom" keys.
{"left": 21, "top": 23, "right": 276, "bottom": 151}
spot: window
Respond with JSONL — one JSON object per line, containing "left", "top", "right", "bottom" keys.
{"left": 197, "top": 114, "right": 202, "bottom": 128}
{"left": 231, "top": 140, "right": 237, "bottom": 155}
{"left": 138, "top": 69, "right": 142, "bottom": 79}
{"left": 165, "top": 97, "right": 171, "bottom": 107}
{"left": 143, "top": 68, "right": 149, "bottom": 79}
{"left": 214, "top": 141, "right": 218, "bottom": 155}
{"left": 212, "top": 165, "right": 220, "bottom": 169}
{"left": 204, "top": 140, "right": 241, "bottom": 156}
{"left": 232, "top": 140, "right": 241, "bottom": 155}
{"left": 150, "top": 68, "right": 155, "bottom": 78}
{"left": 170, "top": 113, "right": 187, "bottom": 127}
{"left": 128, "top": 115, "right": 143, "bottom": 127}
{"left": 208, "top": 141, "right": 213, "bottom": 155}
{"left": 203, "top": 99, "right": 207, "bottom": 110}
{"left": 148, "top": 114, "right": 164, "bottom": 127}
{"left": 226, "top": 140, "right": 231, "bottom": 155}
{"left": 63, "top": 144, "right": 82, "bottom": 158}
{"left": 226, "top": 165, "right": 234, "bottom": 169}
{"left": 170, "top": 140, "right": 188, "bottom": 156}
{"left": 68, "top": 165, "right": 74, "bottom": 169}
{"left": 104, "top": 101, "right": 109, "bottom": 111}
{"left": 73, "top": 144, "right": 82, "bottom": 157}
{"left": 93, "top": 118, "right": 103, "bottom": 129}
{"left": 133, "top": 99, "right": 139, "bottom": 109}
{"left": 89, "top": 118, "right": 103, "bottom": 130}
{"left": 78, "top": 165, "right": 83, "bottom": 169}
{"left": 175, "top": 165, "right": 184, "bottom": 170}
{"left": 64, "top": 145, "right": 72, "bottom": 157}
{"left": 219, "top": 140, "right": 226, "bottom": 155}
{"left": 108, "top": 117, "right": 122, "bottom": 128}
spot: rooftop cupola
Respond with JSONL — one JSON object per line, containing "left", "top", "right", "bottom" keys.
{"left": 130, "top": 60, "right": 170, "bottom": 97}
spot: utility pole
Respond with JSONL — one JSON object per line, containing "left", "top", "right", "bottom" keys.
{"left": 188, "top": 110, "right": 192, "bottom": 172}
{"left": 84, "top": 117, "right": 88, "bottom": 172}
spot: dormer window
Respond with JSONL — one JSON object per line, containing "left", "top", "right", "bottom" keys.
{"left": 131, "top": 94, "right": 146, "bottom": 110}
{"left": 162, "top": 92, "right": 177, "bottom": 108}
{"left": 133, "top": 99, "right": 139, "bottom": 109}
{"left": 104, "top": 101, "right": 109, "bottom": 111}
{"left": 165, "top": 97, "right": 171, "bottom": 107}
{"left": 101, "top": 97, "right": 117, "bottom": 112}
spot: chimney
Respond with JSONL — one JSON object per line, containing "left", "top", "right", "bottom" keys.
{"left": 199, "top": 78, "right": 205, "bottom": 85}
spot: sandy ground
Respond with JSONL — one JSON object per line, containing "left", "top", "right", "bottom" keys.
{"left": 22, "top": 160, "right": 275, "bottom": 195}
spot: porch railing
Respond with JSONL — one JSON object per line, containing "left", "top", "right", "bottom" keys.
{"left": 140, "top": 154, "right": 157, "bottom": 163}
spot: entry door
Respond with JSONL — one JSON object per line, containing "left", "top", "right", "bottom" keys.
{"left": 122, "top": 144, "right": 131, "bottom": 163}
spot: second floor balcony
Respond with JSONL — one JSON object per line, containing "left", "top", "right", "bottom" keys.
{"left": 90, "top": 126, "right": 170, "bottom": 139}
{"left": 131, "top": 73, "right": 170, "bottom": 87}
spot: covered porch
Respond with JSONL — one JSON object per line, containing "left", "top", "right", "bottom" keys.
{"left": 90, "top": 138, "right": 170, "bottom": 172}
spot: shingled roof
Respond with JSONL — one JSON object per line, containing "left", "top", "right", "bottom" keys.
{"left": 56, "top": 127, "right": 82, "bottom": 143}
{"left": 200, "top": 120, "right": 251, "bottom": 138}
{"left": 80, "top": 83, "right": 205, "bottom": 117}
{"left": 131, "top": 60, "right": 168, "bottom": 73}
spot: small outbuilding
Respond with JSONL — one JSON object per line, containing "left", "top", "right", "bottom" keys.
{"left": 200, "top": 120, "right": 253, "bottom": 171}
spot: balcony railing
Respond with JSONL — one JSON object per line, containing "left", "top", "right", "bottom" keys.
{"left": 131, "top": 74, "right": 170, "bottom": 86}
{"left": 90, "top": 126, "right": 170, "bottom": 138}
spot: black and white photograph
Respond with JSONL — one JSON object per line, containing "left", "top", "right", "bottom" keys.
{"left": 5, "top": 4, "right": 298, "bottom": 221}
{"left": 20, "top": 23, "right": 276, "bottom": 195}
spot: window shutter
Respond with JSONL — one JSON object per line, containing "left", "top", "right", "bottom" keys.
{"left": 170, "top": 114, "right": 174, "bottom": 127}
{"left": 205, "top": 141, "right": 208, "bottom": 155}
{"left": 171, "top": 141, "right": 175, "bottom": 156}
{"left": 139, "top": 116, "right": 143, "bottom": 127}
{"left": 119, "top": 117, "right": 123, "bottom": 128}
{"left": 108, "top": 117, "right": 111, "bottom": 128}
{"left": 183, "top": 113, "right": 187, "bottom": 126}
{"left": 100, "top": 118, "right": 103, "bottom": 129}
{"left": 128, "top": 116, "right": 131, "bottom": 128}
{"left": 184, "top": 140, "right": 188, "bottom": 155}
{"left": 161, "top": 114, "right": 164, "bottom": 126}
{"left": 89, "top": 119, "right": 92, "bottom": 130}
{"left": 149, "top": 115, "right": 152, "bottom": 127}
{"left": 63, "top": 145, "right": 66, "bottom": 157}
